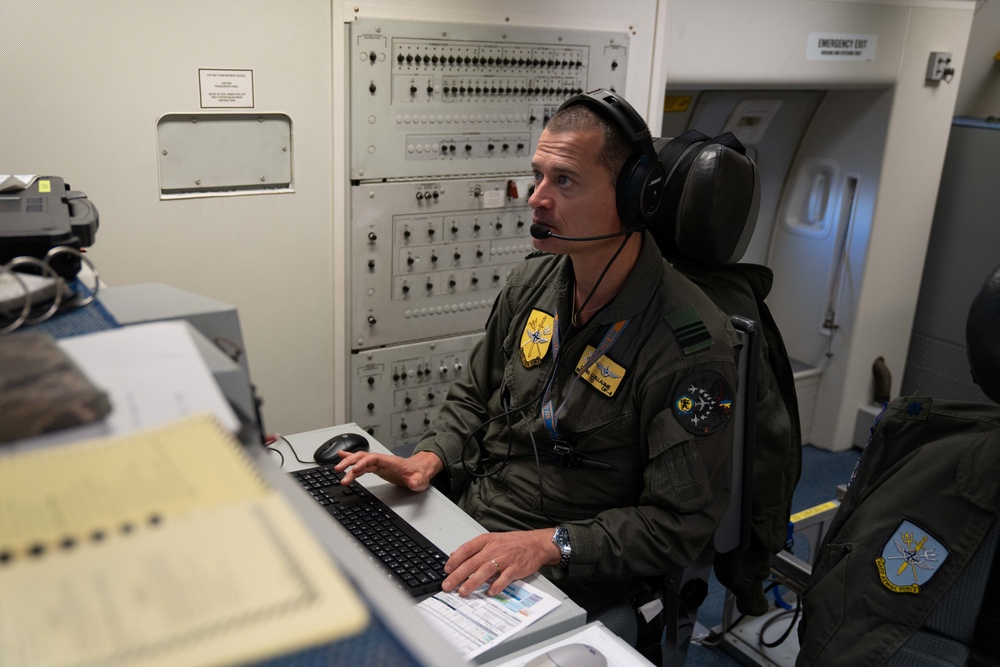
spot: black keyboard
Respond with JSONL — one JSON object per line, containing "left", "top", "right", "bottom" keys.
{"left": 290, "top": 464, "right": 448, "bottom": 597}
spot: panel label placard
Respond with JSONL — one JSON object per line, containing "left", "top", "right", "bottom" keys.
{"left": 806, "top": 33, "right": 877, "bottom": 62}
{"left": 199, "top": 69, "right": 255, "bottom": 108}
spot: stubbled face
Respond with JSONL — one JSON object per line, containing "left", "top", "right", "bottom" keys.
{"left": 528, "top": 127, "right": 622, "bottom": 255}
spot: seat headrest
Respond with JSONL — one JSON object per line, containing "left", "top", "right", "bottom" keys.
{"left": 966, "top": 261, "right": 1000, "bottom": 405}
{"left": 650, "top": 130, "right": 760, "bottom": 266}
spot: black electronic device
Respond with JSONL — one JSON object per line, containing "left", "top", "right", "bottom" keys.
{"left": 289, "top": 463, "right": 448, "bottom": 597}
{"left": 0, "top": 176, "right": 99, "bottom": 280}
{"left": 555, "top": 90, "right": 666, "bottom": 230}
{"left": 313, "top": 432, "right": 370, "bottom": 463}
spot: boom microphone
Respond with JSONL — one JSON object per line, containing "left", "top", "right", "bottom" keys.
{"left": 529, "top": 223, "right": 635, "bottom": 242}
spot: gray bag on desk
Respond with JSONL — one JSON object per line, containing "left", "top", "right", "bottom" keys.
{"left": 0, "top": 332, "right": 110, "bottom": 444}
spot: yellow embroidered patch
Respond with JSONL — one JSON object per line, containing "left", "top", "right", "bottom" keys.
{"left": 519, "top": 309, "right": 553, "bottom": 368}
{"left": 574, "top": 345, "right": 626, "bottom": 397}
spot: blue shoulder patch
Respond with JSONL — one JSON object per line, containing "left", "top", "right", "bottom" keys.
{"left": 875, "top": 519, "right": 949, "bottom": 594}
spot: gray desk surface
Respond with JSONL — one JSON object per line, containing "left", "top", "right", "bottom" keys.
{"left": 270, "top": 423, "right": 587, "bottom": 664}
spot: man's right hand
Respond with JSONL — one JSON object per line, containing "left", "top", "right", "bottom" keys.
{"left": 333, "top": 449, "right": 444, "bottom": 492}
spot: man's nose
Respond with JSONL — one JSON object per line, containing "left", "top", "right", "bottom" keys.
{"left": 528, "top": 182, "right": 550, "bottom": 209}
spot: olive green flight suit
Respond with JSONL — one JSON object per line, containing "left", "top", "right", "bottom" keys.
{"left": 797, "top": 396, "right": 1000, "bottom": 666}
{"left": 414, "top": 232, "right": 740, "bottom": 612}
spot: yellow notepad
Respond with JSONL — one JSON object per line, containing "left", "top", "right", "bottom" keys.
{"left": 0, "top": 413, "right": 368, "bottom": 667}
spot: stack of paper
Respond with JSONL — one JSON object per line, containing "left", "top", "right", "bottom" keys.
{"left": 0, "top": 413, "right": 369, "bottom": 667}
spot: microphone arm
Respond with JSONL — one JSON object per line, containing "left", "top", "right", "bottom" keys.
{"left": 529, "top": 223, "right": 635, "bottom": 241}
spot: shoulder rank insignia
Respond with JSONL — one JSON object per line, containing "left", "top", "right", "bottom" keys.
{"left": 672, "top": 370, "right": 733, "bottom": 435}
{"left": 520, "top": 309, "right": 553, "bottom": 368}
{"left": 876, "top": 520, "right": 949, "bottom": 594}
{"left": 901, "top": 398, "right": 932, "bottom": 420}
{"left": 666, "top": 306, "right": 713, "bottom": 356}
{"left": 575, "top": 345, "right": 626, "bottom": 397}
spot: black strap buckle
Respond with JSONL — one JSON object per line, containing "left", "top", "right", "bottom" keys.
{"left": 545, "top": 440, "right": 580, "bottom": 468}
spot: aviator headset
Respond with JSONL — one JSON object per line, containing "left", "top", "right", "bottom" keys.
{"left": 554, "top": 89, "right": 667, "bottom": 232}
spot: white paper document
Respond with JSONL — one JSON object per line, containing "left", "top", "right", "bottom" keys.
{"left": 0, "top": 174, "right": 36, "bottom": 192}
{"left": 7, "top": 321, "right": 239, "bottom": 451}
{"left": 416, "top": 579, "right": 560, "bottom": 659}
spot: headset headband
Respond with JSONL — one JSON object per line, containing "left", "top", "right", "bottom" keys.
{"left": 557, "top": 90, "right": 657, "bottom": 161}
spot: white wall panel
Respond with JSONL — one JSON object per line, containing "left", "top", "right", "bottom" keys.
{"left": 2, "top": 0, "right": 335, "bottom": 435}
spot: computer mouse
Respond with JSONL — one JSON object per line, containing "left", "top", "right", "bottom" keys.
{"left": 524, "top": 643, "right": 606, "bottom": 667}
{"left": 313, "top": 432, "right": 370, "bottom": 464}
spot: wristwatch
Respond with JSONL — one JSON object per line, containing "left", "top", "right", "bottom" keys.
{"left": 551, "top": 525, "right": 572, "bottom": 569}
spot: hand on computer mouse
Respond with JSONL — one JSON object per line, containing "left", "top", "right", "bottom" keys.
{"left": 524, "top": 643, "right": 607, "bottom": 667}
{"left": 313, "top": 432, "right": 370, "bottom": 464}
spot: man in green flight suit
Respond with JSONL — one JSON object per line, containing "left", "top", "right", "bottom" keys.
{"left": 336, "top": 91, "right": 741, "bottom": 638}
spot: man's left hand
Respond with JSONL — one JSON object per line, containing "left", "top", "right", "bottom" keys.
{"left": 442, "top": 529, "right": 561, "bottom": 597}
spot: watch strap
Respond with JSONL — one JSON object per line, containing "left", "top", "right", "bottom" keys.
{"left": 552, "top": 525, "right": 572, "bottom": 569}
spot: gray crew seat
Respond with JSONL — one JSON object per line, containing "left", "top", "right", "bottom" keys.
{"left": 633, "top": 130, "right": 803, "bottom": 665}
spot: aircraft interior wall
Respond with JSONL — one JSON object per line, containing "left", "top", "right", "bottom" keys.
{"left": 902, "top": 120, "right": 1000, "bottom": 403}
{"left": 657, "top": 2, "right": 973, "bottom": 453}
{"left": 1, "top": 0, "right": 973, "bottom": 452}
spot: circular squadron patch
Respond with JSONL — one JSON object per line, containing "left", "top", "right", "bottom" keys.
{"left": 672, "top": 370, "right": 734, "bottom": 435}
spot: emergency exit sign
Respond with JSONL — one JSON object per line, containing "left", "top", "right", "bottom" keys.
{"left": 806, "top": 33, "right": 877, "bottom": 62}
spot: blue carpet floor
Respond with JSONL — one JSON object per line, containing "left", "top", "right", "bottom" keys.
{"left": 682, "top": 443, "right": 863, "bottom": 667}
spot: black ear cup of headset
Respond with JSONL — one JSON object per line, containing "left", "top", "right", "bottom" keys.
{"left": 555, "top": 90, "right": 666, "bottom": 231}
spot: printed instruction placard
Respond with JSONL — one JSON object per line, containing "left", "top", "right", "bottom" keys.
{"left": 199, "top": 68, "right": 254, "bottom": 108}
{"left": 806, "top": 33, "right": 878, "bottom": 62}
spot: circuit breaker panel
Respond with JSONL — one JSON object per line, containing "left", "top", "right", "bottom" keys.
{"left": 347, "top": 18, "right": 630, "bottom": 450}
{"left": 350, "top": 18, "right": 630, "bottom": 180}
{"left": 350, "top": 333, "right": 481, "bottom": 451}
{"left": 350, "top": 175, "right": 535, "bottom": 350}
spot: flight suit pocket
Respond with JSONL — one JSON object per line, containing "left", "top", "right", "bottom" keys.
{"left": 646, "top": 410, "right": 713, "bottom": 513}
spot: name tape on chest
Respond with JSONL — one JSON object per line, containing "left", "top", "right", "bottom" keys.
{"left": 574, "top": 345, "right": 627, "bottom": 397}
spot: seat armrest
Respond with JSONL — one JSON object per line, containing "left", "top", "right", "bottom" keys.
{"left": 770, "top": 549, "right": 813, "bottom": 594}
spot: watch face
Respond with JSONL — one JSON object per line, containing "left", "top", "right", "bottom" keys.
{"left": 553, "top": 526, "right": 570, "bottom": 553}
{"left": 555, "top": 527, "right": 571, "bottom": 568}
